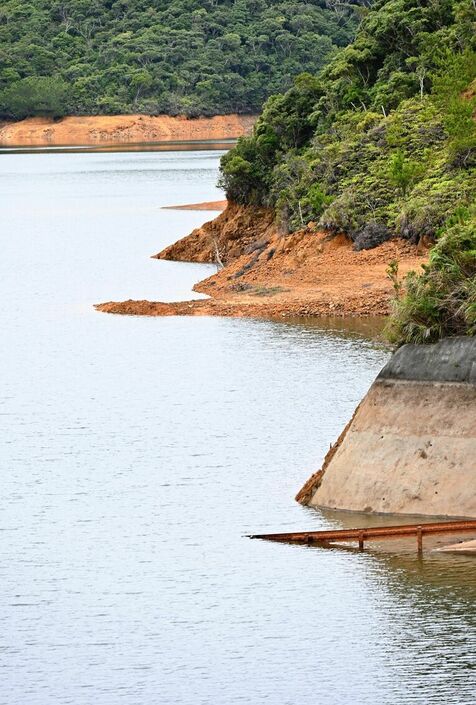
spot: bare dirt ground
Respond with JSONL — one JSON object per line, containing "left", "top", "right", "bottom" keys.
{"left": 96, "top": 204, "right": 427, "bottom": 320}
{"left": 0, "top": 115, "right": 255, "bottom": 147}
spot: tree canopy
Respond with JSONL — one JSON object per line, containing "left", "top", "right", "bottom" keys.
{"left": 0, "top": 0, "right": 365, "bottom": 118}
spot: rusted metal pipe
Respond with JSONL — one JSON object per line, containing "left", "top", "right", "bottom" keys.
{"left": 250, "top": 519, "right": 476, "bottom": 553}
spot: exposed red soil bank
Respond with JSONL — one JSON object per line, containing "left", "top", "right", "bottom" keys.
{"left": 0, "top": 114, "right": 256, "bottom": 147}
{"left": 96, "top": 202, "right": 428, "bottom": 319}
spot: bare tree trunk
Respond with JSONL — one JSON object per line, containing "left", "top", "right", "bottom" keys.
{"left": 298, "top": 201, "right": 304, "bottom": 226}
{"left": 213, "top": 239, "right": 224, "bottom": 269}
{"left": 416, "top": 67, "right": 426, "bottom": 100}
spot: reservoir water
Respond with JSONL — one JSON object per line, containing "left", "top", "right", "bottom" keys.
{"left": 1, "top": 150, "right": 474, "bottom": 704}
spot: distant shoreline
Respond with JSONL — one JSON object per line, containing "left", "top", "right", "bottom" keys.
{"left": 162, "top": 200, "right": 227, "bottom": 212}
{"left": 0, "top": 114, "right": 256, "bottom": 148}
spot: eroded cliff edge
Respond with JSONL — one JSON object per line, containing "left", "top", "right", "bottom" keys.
{"left": 297, "top": 337, "right": 476, "bottom": 518}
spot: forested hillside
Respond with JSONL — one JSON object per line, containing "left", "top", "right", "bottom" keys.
{"left": 0, "top": 0, "right": 364, "bottom": 119}
{"left": 220, "top": 0, "right": 475, "bottom": 342}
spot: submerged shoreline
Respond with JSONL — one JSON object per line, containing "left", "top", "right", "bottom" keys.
{"left": 96, "top": 201, "right": 428, "bottom": 319}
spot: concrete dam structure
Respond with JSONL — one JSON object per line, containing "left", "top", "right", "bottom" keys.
{"left": 297, "top": 337, "right": 476, "bottom": 518}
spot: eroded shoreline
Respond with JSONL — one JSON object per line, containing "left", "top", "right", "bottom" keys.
{"left": 96, "top": 202, "right": 428, "bottom": 320}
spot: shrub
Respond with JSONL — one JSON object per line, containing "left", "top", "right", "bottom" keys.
{"left": 385, "top": 210, "right": 476, "bottom": 345}
{"left": 387, "top": 149, "right": 423, "bottom": 196}
{"left": 302, "top": 183, "right": 333, "bottom": 218}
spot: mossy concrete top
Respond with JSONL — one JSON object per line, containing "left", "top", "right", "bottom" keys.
{"left": 378, "top": 336, "right": 476, "bottom": 384}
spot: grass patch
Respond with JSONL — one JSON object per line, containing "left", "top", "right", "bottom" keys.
{"left": 250, "top": 286, "right": 288, "bottom": 297}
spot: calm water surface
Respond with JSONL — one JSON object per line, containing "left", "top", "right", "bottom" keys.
{"left": 1, "top": 151, "right": 474, "bottom": 704}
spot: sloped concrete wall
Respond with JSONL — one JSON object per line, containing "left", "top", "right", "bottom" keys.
{"left": 297, "top": 337, "right": 476, "bottom": 518}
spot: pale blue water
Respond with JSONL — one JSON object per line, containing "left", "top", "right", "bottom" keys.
{"left": 0, "top": 150, "right": 474, "bottom": 705}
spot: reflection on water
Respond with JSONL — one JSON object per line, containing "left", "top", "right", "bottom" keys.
{"left": 0, "top": 139, "right": 238, "bottom": 155}
{"left": 0, "top": 150, "right": 474, "bottom": 705}
{"left": 272, "top": 315, "right": 389, "bottom": 345}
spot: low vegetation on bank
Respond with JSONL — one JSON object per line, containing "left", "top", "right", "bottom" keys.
{"left": 386, "top": 208, "right": 476, "bottom": 344}
{"left": 0, "top": 0, "right": 364, "bottom": 119}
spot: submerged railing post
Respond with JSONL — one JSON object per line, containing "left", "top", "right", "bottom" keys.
{"left": 358, "top": 531, "right": 365, "bottom": 551}
{"left": 417, "top": 526, "right": 423, "bottom": 555}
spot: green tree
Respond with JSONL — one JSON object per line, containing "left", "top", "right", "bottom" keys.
{"left": 1, "top": 76, "right": 70, "bottom": 119}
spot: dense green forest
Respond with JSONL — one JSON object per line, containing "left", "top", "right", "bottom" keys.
{"left": 220, "top": 0, "right": 475, "bottom": 341}
{"left": 0, "top": 0, "right": 366, "bottom": 119}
